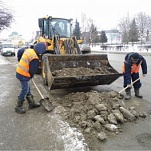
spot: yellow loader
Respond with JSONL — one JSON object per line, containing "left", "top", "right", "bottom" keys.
{"left": 36, "top": 16, "right": 122, "bottom": 90}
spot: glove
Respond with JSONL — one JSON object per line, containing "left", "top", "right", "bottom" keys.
{"left": 142, "top": 74, "right": 147, "bottom": 77}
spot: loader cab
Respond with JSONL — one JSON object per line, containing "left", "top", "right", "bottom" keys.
{"left": 38, "top": 17, "right": 72, "bottom": 39}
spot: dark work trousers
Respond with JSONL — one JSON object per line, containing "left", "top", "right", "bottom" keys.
{"left": 18, "top": 80, "right": 31, "bottom": 101}
{"left": 123, "top": 72, "right": 142, "bottom": 89}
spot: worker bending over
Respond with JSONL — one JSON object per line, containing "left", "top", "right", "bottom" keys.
{"left": 15, "top": 43, "right": 46, "bottom": 114}
{"left": 122, "top": 52, "right": 147, "bottom": 100}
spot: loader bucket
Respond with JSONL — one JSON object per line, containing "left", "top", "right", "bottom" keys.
{"left": 42, "top": 54, "right": 122, "bottom": 89}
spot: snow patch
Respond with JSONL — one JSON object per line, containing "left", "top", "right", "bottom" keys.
{"left": 0, "top": 56, "right": 11, "bottom": 64}
{"left": 59, "top": 121, "right": 88, "bottom": 151}
{"left": 48, "top": 111, "right": 88, "bottom": 151}
{"left": 0, "top": 91, "right": 11, "bottom": 105}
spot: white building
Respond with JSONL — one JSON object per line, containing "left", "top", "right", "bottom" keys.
{"left": 97, "top": 29, "right": 121, "bottom": 44}
{"left": 105, "top": 29, "right": 121, "bottom": 44}
{"left": 8, "top": 32, "right": 25, "bottom": 47}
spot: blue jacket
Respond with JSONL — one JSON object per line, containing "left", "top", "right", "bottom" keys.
{"left": 124, "top": 52, "right": 147, "bottom": 84}
{"left": 16, "top": 43, "right": 46, "bottom": 81}
{"left": 17, "top": 47, "right": 26, "bottom": 62}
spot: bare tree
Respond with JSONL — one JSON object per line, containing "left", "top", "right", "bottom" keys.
{"left": 80, "top": 13, "right": 98, "bottom": 44}
{"left": 86, "top": 18, "right": 93, "bottom": 44}
{"left": 0, "top": 0, "right": 13, "bottom": 31}
{"left": 81, "top": 13, "right": 87, "bottom": 32}
{"left": 135, "top": 12, "right": 151, "bottom": 42}
{"left": 89, "top": 23, "right": 98, "bottom": 44}
{"left": 118, "top": 15, "right": 131, "bottom": 44}
{"left": 135, "top": 12, "right": 151, "bottom": 35}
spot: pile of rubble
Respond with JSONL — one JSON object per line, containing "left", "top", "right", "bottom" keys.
{"left": 55, "top": 90, "right": 147, "bottom": 141}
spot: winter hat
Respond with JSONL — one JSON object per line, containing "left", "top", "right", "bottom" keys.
{"left": 34, "top": 42, "right": 46, "bottom": 55}
{"left": 131, "top": 53, "right": 139, "bottom": 60}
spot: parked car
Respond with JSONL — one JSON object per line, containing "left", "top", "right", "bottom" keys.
{"left": 1, "top": 42, "right": 15, "bottom": 56}
{"left": 79, "top": 44, "right": 91, "bottom": 54}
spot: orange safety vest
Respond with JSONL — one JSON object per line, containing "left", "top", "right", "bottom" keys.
{"left": 16, "top": 49, "right": 39, "bottom": 77}
{"left": 122, "top": 61, "right": 142, "bottom": 74}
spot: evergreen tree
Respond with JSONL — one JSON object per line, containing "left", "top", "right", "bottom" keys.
{"left": 73, "top": 19, "right": 81, "bottom": 40}
{"left": 100, "top": 30, "right": 108, "bottom": 43}
{"left": 122, "top": 31, "right": 129, "bottom": 44}
{"left": 129, "top": 19, "right": 139, "bottom": 45}
{"left": 99, "top": 30, "right": 108, "bottom": 50}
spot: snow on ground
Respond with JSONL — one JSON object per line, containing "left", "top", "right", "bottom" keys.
{"left": 48, "top": 107, "right": 88, "bottom": 151}
{"left": 90, "top": 45, "right": 151, "bottom": 53}
{"left": 0, "top": 55, "right": 11, "bottom": 64}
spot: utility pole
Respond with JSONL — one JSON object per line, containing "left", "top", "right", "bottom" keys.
{"left": 140, "top": 34, "right": 143, "bottom": 46}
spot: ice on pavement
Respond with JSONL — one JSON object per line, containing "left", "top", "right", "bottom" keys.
{"left": 48, "top": 108, "right": 88, "bottom": 151}
{"left": 0, "top": 55, "right": 11, "bottom": 64}
{"left": 59, "top": 119, "right": 88, "bottom": 151}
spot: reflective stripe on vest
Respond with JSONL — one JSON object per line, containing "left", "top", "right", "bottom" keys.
{"left": 16, "top": 49, "right": 39, "bottom": 77}
{"left": 122, "top": 61, "right": 142, "bottom": 74}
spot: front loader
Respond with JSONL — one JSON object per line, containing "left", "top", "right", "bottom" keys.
{"left": 36, "top": 16, "right": 122, "bottom": 90}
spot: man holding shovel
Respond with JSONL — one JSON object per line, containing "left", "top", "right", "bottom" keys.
{"left": 122, "top": 52, "right": 147, "bottom": 100}
{"left": 15, "top": 42, "right": 46, "bottom": 114}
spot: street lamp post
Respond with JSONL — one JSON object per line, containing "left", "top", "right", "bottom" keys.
{"left": 140, "top": 34, "right": 143, "bottom": 46}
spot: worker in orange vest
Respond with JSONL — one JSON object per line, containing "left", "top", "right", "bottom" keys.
{"left": 15, "top": 42, "right": 46, "bottom": 114}
{"left": 122, "top": 52, "right": 147, "bottom": 100}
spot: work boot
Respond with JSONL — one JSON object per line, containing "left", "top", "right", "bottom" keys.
{"left": 15, "top": 99, "right": 26, "bottom": 114}
{"left": 125, "top": 88, "right": 131, "bottom": 100}
{"left": 26, "top": 95, "right": 41, "bottom": 109}
{"left": 134, "top": 89, "right": 143, "bottom": 98}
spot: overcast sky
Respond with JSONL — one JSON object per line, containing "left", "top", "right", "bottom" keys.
{"left": 1, "top": 0, "right": 151, "bottom": 40}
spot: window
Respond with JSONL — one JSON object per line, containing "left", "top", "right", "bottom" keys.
{"left": 49, "top": 19, "right": 71, "bottom": 38}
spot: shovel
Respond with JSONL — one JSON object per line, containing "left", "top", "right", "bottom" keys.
{"left": 118, "top": 77, "right": 141, "bottom": 94}
{"left": 117, "top": 77, "right": 141, "bottom": 107}
{"left": 32, "top": 79, "right": 54, "bottom": 112}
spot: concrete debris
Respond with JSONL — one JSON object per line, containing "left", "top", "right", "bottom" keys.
{"left": 55, "top": 90, "right": 147, "bottom": 141}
